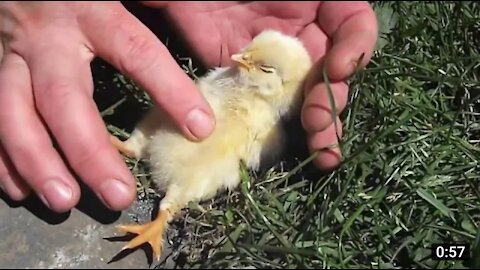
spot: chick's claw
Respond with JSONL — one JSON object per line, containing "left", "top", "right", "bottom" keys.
{"left": 116, "top": 209, "right": 170, "bottom": 261}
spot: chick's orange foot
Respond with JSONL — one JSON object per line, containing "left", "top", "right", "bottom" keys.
{"left": 116, "top": 209, "right": 170, "bottom": 261}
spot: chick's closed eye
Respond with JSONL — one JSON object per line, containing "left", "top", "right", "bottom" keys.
{"left": 259, "top": 64, "right": 276, "bottom": 73}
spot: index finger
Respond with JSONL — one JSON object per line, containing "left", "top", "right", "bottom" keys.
{"left": 317, "top": 1, "right": 378, "bottom": 80}
{"left": 81, "top": 2, "right": 215, "bottom": 141}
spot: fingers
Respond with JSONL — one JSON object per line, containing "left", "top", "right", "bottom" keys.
{"left": 0, "top": 53, "right": 81, "bottom": 212}
{"left": 298, "top": 22, "right": 330, "bottom": 63}
{"left": 307, "top": 117, "right": 343, "bottom": 171}
{"left": 81, "top": 2, "right": 215, "bottom": 141}
{"left": 0, "top": 144, "right": 30, "bottom": 201}
{"left": 26, "top": 43, "right": 136, "bottom": 211}
{"left": 302, "top": 80, "right": 349, "bottom": 133}
{"left": 317, "top": 1, "right": 378, "bottom": 80}
{"left": 301, "top": 1, "right": 377, "bottom": 171}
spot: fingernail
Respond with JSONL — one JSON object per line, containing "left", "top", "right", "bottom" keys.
{"left": 40, "top": 180, "right": 73, "bottom": 210}
{"left": 99, "top": 179, "right": 134, "bottom": 211}
{"left": 185, "top": 108, "right": 214, "bottom": 140}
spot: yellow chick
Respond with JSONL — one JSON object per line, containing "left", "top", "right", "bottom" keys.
{"left": 110, "top": 29, "right": 313, "bottom": 261}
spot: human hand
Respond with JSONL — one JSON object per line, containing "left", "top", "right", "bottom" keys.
{"left": 145, "top": 1, "right": 378, "bottom": 170}
{"left": 0, "top": 1, "right": 215, "bottom": 212}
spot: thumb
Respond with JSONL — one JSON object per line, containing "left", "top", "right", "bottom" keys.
{"left": 81, "top": 2, "right": 215, "bottom": 141}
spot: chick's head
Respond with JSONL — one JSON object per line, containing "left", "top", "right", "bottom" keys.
{"left": 231, "top": 30, "right": 312, "bottom": 109}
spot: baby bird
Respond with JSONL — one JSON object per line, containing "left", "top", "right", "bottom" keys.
{"left": 110, "top": 29, "right": 313, "bottom": 261}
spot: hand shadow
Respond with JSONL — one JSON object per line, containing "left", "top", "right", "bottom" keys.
{"left": 0, "top": 180, "right": 122, "bottom": 226}
{"left": 0, "top": 190, "right": 70, "bottom": 225}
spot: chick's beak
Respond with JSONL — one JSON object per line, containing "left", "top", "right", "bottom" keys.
{"left": 231, "top": 53, "right": 252, "bottom": 71}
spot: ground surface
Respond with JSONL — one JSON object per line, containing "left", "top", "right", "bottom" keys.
{"left": 0, "top": 188, "right": 175, "bottom": 269}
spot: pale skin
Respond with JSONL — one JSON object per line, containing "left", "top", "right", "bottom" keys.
{"left": 0, "top": 1, "right": 378, "bottom": 213}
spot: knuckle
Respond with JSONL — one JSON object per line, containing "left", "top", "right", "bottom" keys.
{"left": 33, "top": 81, "right": 82, "bottom": 142}
{"left": 6, "top": 138, "right": 41, "bottom": 173}
{"left": 34, "top": 80, "right": 74, "bottom": 119}
{"left": 68, "top": 138, "right": 105, "bottom": 172}
{"left": 120, "top": 33, "right": 161, "bottom": 75}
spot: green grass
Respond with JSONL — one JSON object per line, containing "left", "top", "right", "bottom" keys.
{"left": 93, "top": 1, "right": 480, "bottom": 269}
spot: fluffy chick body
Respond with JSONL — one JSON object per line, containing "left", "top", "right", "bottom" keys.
{"left": 112, "top": 29, "right": 313, "bottom": 260}
{"left": 151, "top": 74, "right": 282, "bottom": 208}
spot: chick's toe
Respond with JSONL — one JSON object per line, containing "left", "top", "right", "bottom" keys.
{"left": 116, "top": 209, "right": 170, "bottom": 261}
{"left": 110, "top": 135, "right": 138, "bottom": 158}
